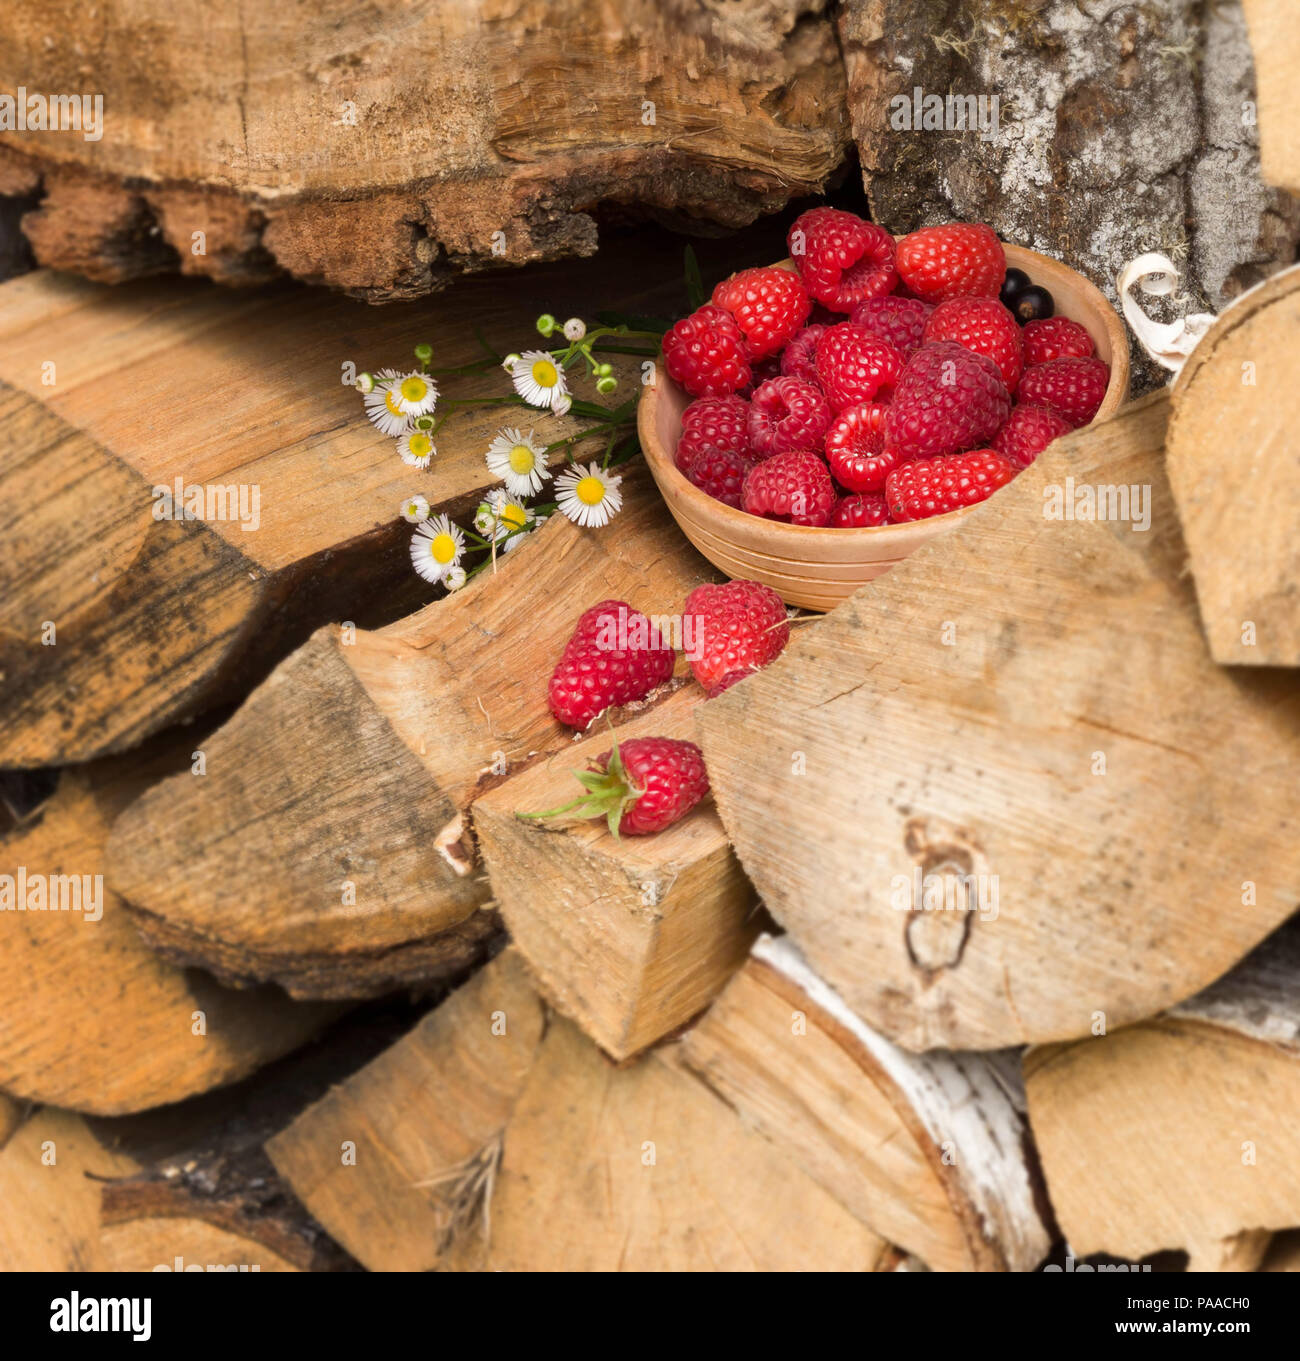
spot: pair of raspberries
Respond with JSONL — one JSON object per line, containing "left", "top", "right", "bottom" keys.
{"left": 664, "top": 209, "right": 1111, "bottom": 525}
{"left": 525, "top": 582, "right": 788, "bottom": 836}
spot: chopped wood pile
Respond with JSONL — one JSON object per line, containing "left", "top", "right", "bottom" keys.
{"left": 2, "top": 0, "right": 1300, "bottom": 1283}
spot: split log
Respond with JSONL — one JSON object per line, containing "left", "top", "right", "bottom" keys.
{"left": 696, "top": 393, "right": 1300, "bottom": 1051}
{"left": 0, "top": 1, "right": 846, "bottom": 298}
{"left": 450, "top": 1015, "right": 895, "bottom": 1272}
{"left": 681, "top": 934, "right": 1051, "bottom": 1272}
{"left": 0, "top": 233, "right": 716, "bottom": 768}
{"left": 1167, "top": 263, "right": 1300, "bottom": 665}
{"left": 473, "top": 685, "right": 760, "bottom": 1059}
{"left": 842, "top": 0, "right": 1300, "bottom": 386}
{"left": 1242, "top": 1, "right": 1300, "bottom": 194}
{"left": 107, "top": 471, "right": 715, "bottom": 998}
{"left": 0, "top": 1108, "right": 138, "bottom": 1271}
{"left": 1024, "top": 918, "right": 1300, "bottom": 1272}
{"left": 266, "top": 950, "right": 547, "bottom": 1272}
{"left": 0, "top": 735, "right": 336, "bottom": 1114}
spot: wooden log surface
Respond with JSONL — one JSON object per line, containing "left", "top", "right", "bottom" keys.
{"left": 682, "top": 934, "right": 1051, "bottom": 1272}
{"left": 0, "top": 732, "right": 337, "bottom": 1115}
{"left": 1242, "top": 1, "right": 1300, "bottom": 195}
{"left": 266, "top": 950, "right": 544, "bottom": 1272}
{"left": 1024, "top": 919, "right": 1300, "bottom": 1272}
{"left": 105, "top": 468, "right": 716, "bottom": 999}
{"left": 1167, "top": 262, "right": 1300, "bottom": 665}
{"left": 473, "top": 684, "right": 761, "bottom": 1060}
{"left": 0, "top": 1108, "right": 138, "bottom": 1271}
{"left": 0, "top": 0, "right": 846, "bottom": 296}
{"left": 696, "top": 392, "right": 1300, "bottom": 1051}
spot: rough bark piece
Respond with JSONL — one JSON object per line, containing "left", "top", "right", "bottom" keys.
{"left": 0, "top": 738, "right": 336, "bottom": 1115}
{"left": 682, "top": 935, "right": 1051, "bottom": 1272}
{"left": 0, "top": 237, "right": 694, "bottom": 767}
{"left": 697, "top": 393, "right": 1300, "bottom": 1050}
{"left": 842, "top": 0, "right": 1300, "bottom": 389}
{"left": 473, "top": 685, "right": 760, "bottom": 1059}
{"left": 0, "top": 1108, "right": 138, "bottom": 1271}
{"left": 1025, "top": 920, "right": 1300, "bottom": 1272}
{"left": 1167, "top": 263, "right": 1300, "bottom": 665}
{"left": 1242, "top": 0, "right": 1300, "bottom": 194}
{"left": 450, "top": 1013, "right": 894, "bottom": 1272}
{"left": 107, "top": 472, "right": 715, "bottom": 999}
{"left": 266, "top": 950, "right": 547, "bottom": 1272}
{"left": 0, "top": 1, "right": 847, "bottom": 298}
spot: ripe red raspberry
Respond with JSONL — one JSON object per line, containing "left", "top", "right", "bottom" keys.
{"left": 520, "top": 737, "right": 710, "bottom": 837}
{"left": 741, "top": 449, "right": 836, "bottom": 526}
{"left": 896, "top": 223, "right": 1005, "bottom": 302}
{"left": 787, "top": 207, "right": 898, "bottom": 312}
{"left": 824, "top": 401, "right": 905, "bottom": 493}
{"left": 712, "top": 265, "right": 811, "bottom": 359}
{"left": 1018, "top": 356, "right": 1110, "bottom": 428}
{"left": 681, "top": 446, "right": 757, "bottom": 508}
{"left": 683, "top": 579, "right": 790, "bottom": 695}
{"left": 850, "top": 295, "right": 933, "bottom": 357}
{"left": 814, "top": 323, "right": 905, "bottom": 412}
{"left": 663, "top": 305, "right": 752, "bottom": 398}
{"left": 831, "top": 493, "right": 890, "bottom": 527}
{"left": 1022, "top": 317, "right": 1096, "bottom": 366}
{"left": 885, "top": 448, "right": 1017, "bottom": 522}
{"left": 547, "top": 600, "right": 676, "bottom": 729}
{"left": 747, "top": 376, "right": 832, "bottom": 457}
{"left": 922, "top": 297, "right": 1023, "bottom": 395}
{"left": 780, "top": 324, "right": 828, "bottom": 386}
{"left": 993, "top": 403, "right": 1072, "bottom": 470}
{"left": 676, "top": 396, "right": 752, "bottom": 472}
{"left": 884, "top": 341, "right": 1012, "bottom": 460}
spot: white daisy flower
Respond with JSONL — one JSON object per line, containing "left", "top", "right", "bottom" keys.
{"left": 485, "top": 427, "right": 550, "bottom": 497}
{"left": 555, "top": 463, "right": 623, "bottom": 528}
{"left": 364, "top": 368, "right": 414, "bottom": 437}
{"left": 389, "top": 370, "right": 438, "bottom": 417}
{"left": 509, "top": 350, "right": 570, "bottom": 411}
{"left": 398, "top": 430, "right": 437, "bottom": 469}
{"left": 552, "top": 392, "right": 573, "bottom": 417}
{"left": 410, "top": 514, "right": 465, "bottom": 583}
{"left": 400, "top": 494, "right": 430, "bottom": 523}
{"left": 445, "top": 565, "right": 468, "bottom": 591}
{"left": 480, "top": 488, "right": 537, "bottom": 552}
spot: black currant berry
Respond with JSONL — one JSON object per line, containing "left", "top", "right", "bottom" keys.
{"left": 999, "top": 267, "right": 1030, "bottom": 310}
{"left": 1012, "top": 285, "right": 1055, "bottom": 324}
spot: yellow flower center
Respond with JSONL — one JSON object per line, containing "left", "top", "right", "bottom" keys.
{"left": 408, "top": 433, "right": 433, "bottom": 458}
{"left": 501, "top": 504, "right": 528, "bottom": 531}
{"left": 575, "top": 475, "right": 606, "bottom": 506}
{"left": 531, "top": 360, "right": 558, "bottom": 388}
{"left": 400, "top": 376, "right": 428, "bottom": 403}
{"left": 385, "top": 389, "right": 405, "bottom": 416}
{"left": 508, "top": 443, "right": 536, "bottom": 474}
{"left": 430, "top": 533, "right": 457, "bottom": 565}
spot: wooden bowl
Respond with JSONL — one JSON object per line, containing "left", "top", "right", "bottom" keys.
{"left": 638, "top": 244, "right": 1130, "bottom": 611}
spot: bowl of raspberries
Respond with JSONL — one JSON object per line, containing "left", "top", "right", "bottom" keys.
{"left": 638, "top": 208, "right": 1129, "bottom": 611}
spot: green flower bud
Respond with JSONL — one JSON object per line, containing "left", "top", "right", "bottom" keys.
{"left": 536, "top": 313, "right": 557, "bottom": 337}
{"left": 355, "top": 372, "right": 375, "bottom": 393}
{"left": 595, "top": 374, "right": 618, "bottom": 395}
{"left": 414, "top": 342, "right": 433, "bottom": 364}
{"left": 595, "top": 362, "right": 614, "bottom": 378}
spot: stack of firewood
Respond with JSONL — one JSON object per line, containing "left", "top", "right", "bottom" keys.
{"left": 3, "top": 240, "right": 1300, "bottom": 1271}
{"left": 4, "top": 0, "right": 1300, "bottom": 1277}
